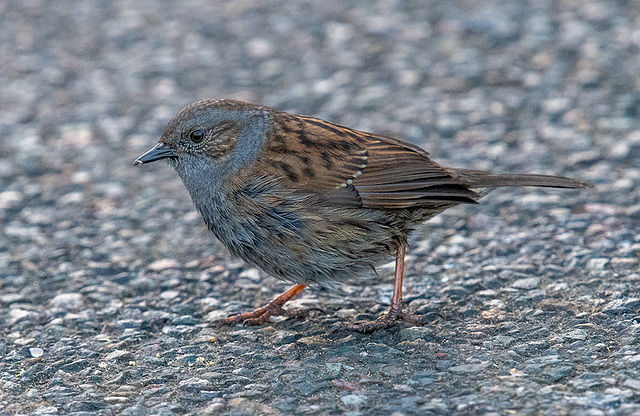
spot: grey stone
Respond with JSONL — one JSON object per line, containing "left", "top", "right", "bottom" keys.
{"left": 293, "top": 381, "right": 330, "bottom": 396}
{"left": 562, "top": 329, "right": 588, "bottom": 341}
{"left": 49, "top": 293, "right": 83, "bottom": 310}
{"left": 602, "top": 298, "right": 640, "bottom": 315}
{"left": 511, "top": 277, "right": 540, "bottom": 290}
{"left": 172, "top": 315, "right": 198, "bottom": 325}
{"left": 32, "top": 407, "right": 60, "bottom": 416}
{"left": 179, "top": 378, "right": 212, "bottom": 392}
{"left": 448, "top": 363, "right": 490, "bottom": 374}
{"left": 398, "top": 327, "right": 437, "bottom": 342}
{"left": 545, "top": 366, "right": 573, "bottom": 381}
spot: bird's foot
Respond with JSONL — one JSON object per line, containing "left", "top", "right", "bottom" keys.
{"left": 212, "top": 303, "right": 310, "bottom": 327}
{"left": 348, "top": 308, "right": 442, "bottom": 334}
{"left": 211, "top": 284, "right": 310, "bottom": 327}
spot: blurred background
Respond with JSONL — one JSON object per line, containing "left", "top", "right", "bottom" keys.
{"left": 0, "top": 1, "right": 639, "bottom": 415}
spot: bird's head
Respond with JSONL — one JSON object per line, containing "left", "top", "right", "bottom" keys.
{"left": 134, "top": 99, "right": 270, "bottom": 178}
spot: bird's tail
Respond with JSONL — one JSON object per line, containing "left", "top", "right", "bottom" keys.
{"left": 452, "top": 168, "right": 591, "bottom": 189}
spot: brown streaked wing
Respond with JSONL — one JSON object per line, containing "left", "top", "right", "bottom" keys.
{"left": 351, "top": 134, "right": 480, "bottom": 208}
{"left": 255, "top": 112, "right": 369, "bottom": 193}
{"left": 256, "top": 111, "right": 480, "bottom": 209}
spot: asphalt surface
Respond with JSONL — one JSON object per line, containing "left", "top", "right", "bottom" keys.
{"left": 1, "top": 1, "right": 639, "bottom": 415}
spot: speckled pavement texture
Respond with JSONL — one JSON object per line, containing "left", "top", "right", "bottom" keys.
{"left": 1, "top": 1, "right": 639, "bottom": 415}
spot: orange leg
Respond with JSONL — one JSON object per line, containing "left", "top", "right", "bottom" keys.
{"left": 349, "top": 243, "right": 438, "bottom": 333}
{"left": 213, "top": 284, "right": 307, "bottom": 327}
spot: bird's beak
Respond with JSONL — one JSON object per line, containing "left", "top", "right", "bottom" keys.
{"left": 133, "top": 143, "right": 177, "bottom": 165}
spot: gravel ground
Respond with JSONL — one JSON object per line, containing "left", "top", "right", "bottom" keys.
{"left": 1, "top": 1, "right": 639, "bottom": 415}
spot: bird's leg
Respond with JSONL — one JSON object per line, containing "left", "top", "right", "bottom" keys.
{"left": 349, "top": 243, "right": 437, "bottom": 333}
{"left": 213, "top": 284, "right": 307, "bottom": 327}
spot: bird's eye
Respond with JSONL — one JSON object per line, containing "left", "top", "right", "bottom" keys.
{"left": 189, "top": 129, "right": 205, "bottom": 143}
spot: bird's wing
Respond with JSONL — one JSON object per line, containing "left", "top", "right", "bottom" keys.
{"left": 349, "top": 133, "right": 480, "bottom": 208}
{"left": 251, "top": 112, "right": 479, "bottom": 209}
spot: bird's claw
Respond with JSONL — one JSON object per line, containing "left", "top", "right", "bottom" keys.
{"left": 348, "top": 309, "right": 443, "bottom": 333}
{"left": 212, "top": 304, "right": 319, "bottom": 327}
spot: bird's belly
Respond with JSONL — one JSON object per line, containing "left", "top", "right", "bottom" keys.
{"left": 208, "top": 202, "right": 407, "bottom": 286}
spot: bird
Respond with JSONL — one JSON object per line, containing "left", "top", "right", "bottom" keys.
{"left": 134, "top": 99, "right": 589, "bottom": 333}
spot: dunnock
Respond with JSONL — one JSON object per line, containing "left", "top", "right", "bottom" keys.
{"left": 135, "top": 99, "right": 589, "bottom": 333}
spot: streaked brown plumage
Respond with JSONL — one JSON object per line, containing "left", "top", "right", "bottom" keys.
{"left": 135, "top": 99, "right": 589, "bottom": 332}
